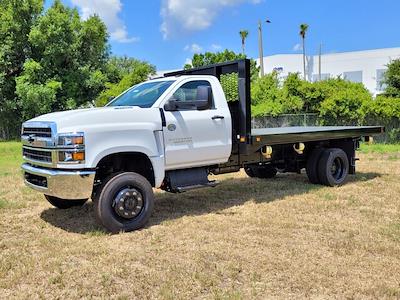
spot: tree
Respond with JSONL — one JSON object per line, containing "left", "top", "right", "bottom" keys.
{"left": 318, "top": 85, "right": 372, "bottom": 126}
{"left": 184, "top": 49, "right": 259, "bottom": 103}
{"left": 299, "top": 24, "right": 309, "bottom": 81}
{"left": 96, "top": 58, "right": 155, "bottom": 106}
{"left": 239, "top": 30, "right": 249, "bottom": 55}
{"left": 384, "top": 59, "right": 400, "bottom": 98}
{"left": 184, "top": 49, "right": 259, "bottom": 82}
{"left": 251, "top": 72, "right": 284, "bottom": 117}
{"left": 15, "top": 0, "right": 109, "bottom": 120}
{"left": 281, "top": 73, "right": 305, "bottom": 113}
{"left": 0, "top": 0, "right": 44, "bottom": 139}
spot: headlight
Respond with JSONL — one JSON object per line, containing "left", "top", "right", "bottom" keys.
{"left": 59, "top": 151, "right": 85, "bottom": 163}
{"left": 57, "top": 133, "right": 85, "bottom": 163}
{"left": 58, "top": 133, "right": 84, "bottom": 146}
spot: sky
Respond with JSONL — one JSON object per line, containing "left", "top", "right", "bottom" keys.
{"left": 50, "top": 0, "right": 400, "bottom": 71}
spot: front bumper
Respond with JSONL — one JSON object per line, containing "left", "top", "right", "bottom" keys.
{"left": 22, "top": 163, "right": 95, "bottom": 200}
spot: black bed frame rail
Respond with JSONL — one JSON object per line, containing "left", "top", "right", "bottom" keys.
{"left": 165, "top": 59, "right": 252, "bottom": 144}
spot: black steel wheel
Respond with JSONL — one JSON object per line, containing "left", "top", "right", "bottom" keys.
{"left": 245, "top": 165, "right": 277, "bottom": 179}
{"left": 94, "top": 172, "right": 154, "bottom": 233}
{"left": 306, "top": 148, "right": 325, "bottom": 184}
{"left": 317, "top": 148, "right": 349, "bottom": 187}
{"left": 258, "top": 165, "right": 277, "bottom": 178}
{"left": 45, "top": 195, "right": 87, "bottom": 209}
{"left": 244, "top": 165, "right": 256, "bottom": 178}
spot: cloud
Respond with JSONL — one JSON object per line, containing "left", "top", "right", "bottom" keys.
{"left": 211, "top": 44, "right": 222, "bottom": 51}
{"left": 161, "top": 0, "right": 261, "bottom": 39}
{"left": 71, "top": 0, "right": 139, "bottom": 43}
{"left": 184, "top": 58, "right": 192, "bottom": 65}
{"left": 184, "top": 43, "right": 203, "bottom": 53}
{"left": 293, "top": 43, "right": 302, "bottom": 52}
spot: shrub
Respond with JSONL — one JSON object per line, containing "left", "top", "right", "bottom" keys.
{"left": 251, "top": 72, "right": 284, "bottom": 117}
{"left": 384, "top": 59, "right": 400, "bottom": 98}
{"left": 318, "top": 89, "right": 372, "bottom": 125}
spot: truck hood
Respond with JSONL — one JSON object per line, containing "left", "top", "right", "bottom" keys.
{"left": 26, "top": 106, "right": 163, "bottom": 133}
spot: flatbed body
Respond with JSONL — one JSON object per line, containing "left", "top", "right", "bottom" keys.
{"left": 251, "top": 126, "right": 384, "bottom": 145}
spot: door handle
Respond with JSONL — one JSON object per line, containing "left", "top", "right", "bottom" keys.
{"left": 212, "top": 115, "right": 225, "bottom": 120}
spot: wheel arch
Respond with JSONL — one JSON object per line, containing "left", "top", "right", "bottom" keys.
{"left": 95, "top": 151, "right": 157, "bottom": 187}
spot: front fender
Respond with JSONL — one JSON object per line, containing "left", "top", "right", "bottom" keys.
{"left": 86, "top": 130, "right": 165, "bottom": 188}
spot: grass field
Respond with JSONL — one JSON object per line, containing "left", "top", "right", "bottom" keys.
{"left": 0, "top": 142, "right": 399, "bottom": 299}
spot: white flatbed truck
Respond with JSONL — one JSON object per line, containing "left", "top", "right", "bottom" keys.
{"left": 21, "top": 59, "right": 384, "bottom": 233}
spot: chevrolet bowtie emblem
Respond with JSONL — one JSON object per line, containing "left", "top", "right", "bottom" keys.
{"left": 28, "top": 134, "right": 35, "bottom": 143}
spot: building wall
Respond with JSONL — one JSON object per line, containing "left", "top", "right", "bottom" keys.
{"left": 258, "top": 48, "right": 400, "bottom": 96}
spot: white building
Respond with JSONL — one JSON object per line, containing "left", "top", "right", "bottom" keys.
{"left": 258, "top": 47, "right": 400, "bottom": 96}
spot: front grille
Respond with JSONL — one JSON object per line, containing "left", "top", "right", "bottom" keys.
{"left": 22, "top": 127, "right": 52, "bottom": 138}
{"left": 23, "top": 148, "right": 52, "bottom": 163}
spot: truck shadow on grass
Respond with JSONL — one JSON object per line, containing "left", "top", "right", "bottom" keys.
{"left": 40, "top": 172, "right": 381, "bottom": 234}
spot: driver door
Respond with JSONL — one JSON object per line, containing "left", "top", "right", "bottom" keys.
{"left": 163, "top": 80, "right": 231, "bottom": 170}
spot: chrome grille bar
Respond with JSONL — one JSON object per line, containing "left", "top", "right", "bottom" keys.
{"left": 22, "top": 127, "right": 52, "bottom": 138}
{"left": 23, "top": 148, "right": 52, "bottom": 163}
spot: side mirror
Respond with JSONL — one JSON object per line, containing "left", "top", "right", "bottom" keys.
{"left": 164, "top": 99, "right": 178, "bottom": 111}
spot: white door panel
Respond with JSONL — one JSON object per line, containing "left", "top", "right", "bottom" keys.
{"left": 164, "top": 110, "right": 231, "bottom": 169}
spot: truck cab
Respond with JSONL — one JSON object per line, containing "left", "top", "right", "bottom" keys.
{"left": 21, "top": 59, "right": 383, "bottom": 233}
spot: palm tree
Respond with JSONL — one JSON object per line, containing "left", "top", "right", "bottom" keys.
{"left": 239, "top": 30, "right": 249, "bottom": 55}
{"left": 299, "top": 24, "right": 309, "bottom": 80}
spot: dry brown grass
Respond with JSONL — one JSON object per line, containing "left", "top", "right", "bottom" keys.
{"left": 1, "top": 145, "right": 399, "bottom": 299}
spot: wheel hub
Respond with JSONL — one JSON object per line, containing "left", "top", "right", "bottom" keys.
{"left": 113, "top": 188, "right": 144, "bottom": 219}
{"left": 331, "top": 158, "right": 343, "bottom": 179}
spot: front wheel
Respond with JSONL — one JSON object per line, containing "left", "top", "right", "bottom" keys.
{"left": 94, "top": 172, "right": 154, "bottom": 233}
{"left": 45, "top": 195, "right": 87, "bottom": 209}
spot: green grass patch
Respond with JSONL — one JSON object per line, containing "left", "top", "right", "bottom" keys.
{"left": 359, "top": 143, "right": 400, "bottom": 154}
{"left": 0, "top": 141, "right": 22, "bottom": 173}
{"left": 0, "top": 198, "right": 26, "bottom": 210}
{"left": 85, "top": 229, "right": 109, "bottom": 237}
{"left": 382, "top": 221, "right": 400, "bottom": 242}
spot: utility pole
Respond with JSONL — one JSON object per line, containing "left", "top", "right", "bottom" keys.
{"left": 258, "top": 20, "right": 264, "bottom": 77}
{"left": 319, "top": 43, "right": 322, "bottom": 81}
{"left": 258, "top": 19, "right": 271, "bottom": 77}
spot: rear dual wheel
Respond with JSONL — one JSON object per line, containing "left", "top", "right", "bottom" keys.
{"left": 306, "top": 148, "right": 349, "bottom": 186}
{"left": 245, "top": 165, "right": 277, "bottom": 179}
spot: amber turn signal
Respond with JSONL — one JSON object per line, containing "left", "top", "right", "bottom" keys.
{"left": 72, "top": 152, "right": 85, "bottom": 161}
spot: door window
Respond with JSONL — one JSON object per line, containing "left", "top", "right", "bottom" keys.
{"left": 172, "top": 80, "right": 212, "bottom": 104}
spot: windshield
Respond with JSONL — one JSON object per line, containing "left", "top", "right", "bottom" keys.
{"left": 107, "top": 80, "right": 175, "bottom": 108}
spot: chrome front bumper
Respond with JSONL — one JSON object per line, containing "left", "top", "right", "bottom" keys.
{"left": 22, "top": 163, "right": 96, "bottom": 200}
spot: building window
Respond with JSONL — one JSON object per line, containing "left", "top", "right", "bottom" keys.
{"left": 343, "top": 71, "right": 363, "bottom": 83}
{"left": 376, "top": 69, "right": 387, "bottom": 91}
{"left": 312, "top": 73, "right": 330, "bottom": 82}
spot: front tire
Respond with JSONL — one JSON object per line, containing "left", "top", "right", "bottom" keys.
{"left": 45, "top": 195, "right": 87, "bottom": 209}
{"left": 94, "top": 172, "right": 154, "bottom": 233}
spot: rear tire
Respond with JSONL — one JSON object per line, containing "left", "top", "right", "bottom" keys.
{"left": 94, "top": 172, "right": 154, "bottom": 233}
{"left": 306, "top": 148, "right": 325, "bottom": 184}
{"left": 45, "top": 195, "right": 87, "bottom": 209}
{"left": 245, "top": 165, "right": 277, "bottom": 179}
{"left": 244, "top": 166, "right": 256, "bottom": 178}
{"left": 317, "top": 148, "right": 349, "bottom": 187}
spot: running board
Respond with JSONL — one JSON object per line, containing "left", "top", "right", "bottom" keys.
{"left": 176, "top": 181, "right": 219, "bottom": 193}
{"left": 165, "top": 167, "right": 219, "bottom": 193}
